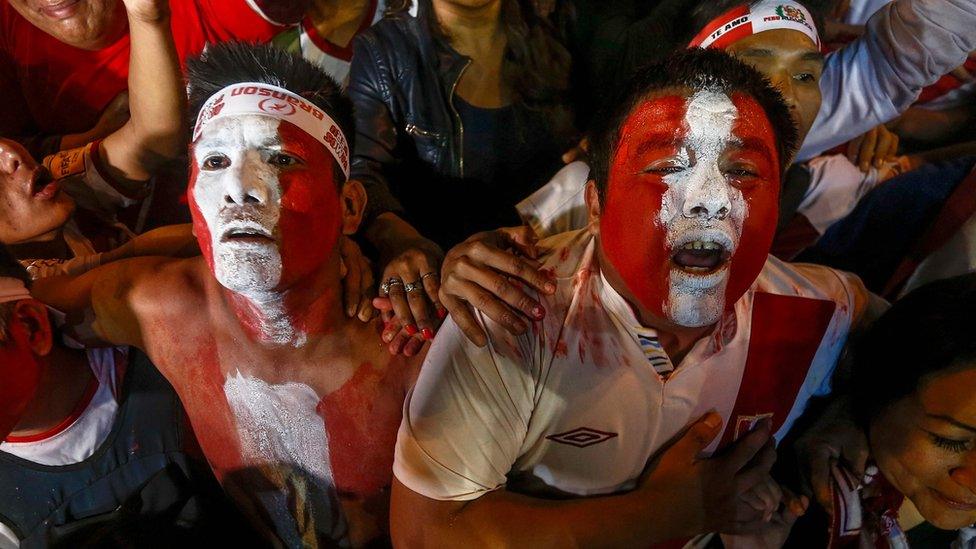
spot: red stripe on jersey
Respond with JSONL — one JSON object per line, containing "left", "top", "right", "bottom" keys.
{"left": 718, "top": 292, "right": 837, "bottom": 449}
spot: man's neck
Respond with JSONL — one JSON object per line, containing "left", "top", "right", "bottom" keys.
{"left": 308, "top": 0, "right": 372, "bottom": 47}
{"left": 433, "top": 0, "right": 504, "bottom": 57}
{"left": 595, "top": 244, "right": 716, "bottom": 364}
{"left": 9, "top": 229, "right": 69, "bottom": 260}
{"left": 223, "top": 261, "right": 348, "bottom": 348}
{"left": 9, "top": 346, "right": 93, "bottom": 438}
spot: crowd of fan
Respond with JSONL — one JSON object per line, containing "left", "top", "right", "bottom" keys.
{"left": 2, "top": 0, "right": 976, "bottom": 547}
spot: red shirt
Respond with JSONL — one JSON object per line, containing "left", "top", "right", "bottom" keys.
{"left": 0, "top": 0, "right": 285, "bottom": 140}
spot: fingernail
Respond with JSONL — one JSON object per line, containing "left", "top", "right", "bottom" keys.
{"left": 422, "top": 328, "right": 434, "bottom": 340}
{"left": 437, "top": 308, "right": 448, "bottom": 319}
{"left": 531, "top": 306, "right": 545, "bottom": 319}
{"left": 704, "top": 412, "right": 721, "bottom": 429}
{"left": 544, "top": 282, "right": 556, "bottom": 294}
{"left": 405, "top": 324, "right": 418, "bottom": 336}
{"left": 382, "top": 331, "right": 394, "bottom": 343}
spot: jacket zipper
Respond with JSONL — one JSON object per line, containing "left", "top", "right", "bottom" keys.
{"left": 449, "top": 59, "right": 471, "bottom": 179}
{"left": 404, "top": 124, "right": 441, "bottom": 138}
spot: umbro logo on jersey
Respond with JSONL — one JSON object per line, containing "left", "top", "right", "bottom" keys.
{"left": 546, "top": 427, "right": 618, "bottom": 448}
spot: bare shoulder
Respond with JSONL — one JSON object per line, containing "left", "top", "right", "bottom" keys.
{"left": 121, "top": 256, "right": 210, "bottom": 318}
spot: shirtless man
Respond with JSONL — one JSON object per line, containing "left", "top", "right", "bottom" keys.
{"left": 35, "top": 42, "right": 419, "bottom": 547}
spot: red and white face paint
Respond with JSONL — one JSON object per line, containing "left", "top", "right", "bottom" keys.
{"left": 0, "top": 278, "right": 40, "bottom": 439}
{"left": 189, "top": 113, "right": 342, "bottom": 344}
{"left": 600, "top": 90, "right": 780, "bottom": 327}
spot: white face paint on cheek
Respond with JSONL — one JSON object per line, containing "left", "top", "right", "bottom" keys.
{"left": 192, "top": 116, "right": 285, "bottom": 296}
{"left": 660, "top": 89, "right": 747, "bottom": 327}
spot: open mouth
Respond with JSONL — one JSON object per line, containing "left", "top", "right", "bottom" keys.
{"left": 672, "top": 239, "right": 733, "bottom": 274}
{"left": 29, "top": 168, "right": 60, "bottom": 200}
{"left": 220, "top": 225, "right": 274, "bottom": 245}
{"left": 37, "top": 0, "right": 81, "bottom": 19}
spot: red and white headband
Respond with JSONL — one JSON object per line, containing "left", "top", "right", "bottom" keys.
{"left": 689, "top": 0, "right": 820, "bottom": 50}
{"left": 192, "top": 82, "right": 350, "bottom": 179}
{"left": 0, "top": 277, "right": 30, "bottom": 305}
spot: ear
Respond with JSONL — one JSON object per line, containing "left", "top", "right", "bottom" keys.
{"left": 340, "top": 178, "right": 367, "bottom": 235}
{"left": 10, "top": 299, "right": 53, "bottom": 357}
{"left": 585, "top": 179, "right": 602, "bottom": 236}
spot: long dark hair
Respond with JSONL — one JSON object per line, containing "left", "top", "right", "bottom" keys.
{"left": 388, "top": 0, "right": 574, "bottom": 138}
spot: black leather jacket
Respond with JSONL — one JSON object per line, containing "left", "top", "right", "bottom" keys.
{"left": 348, "top": 2, "right": 470, "bottom": 229}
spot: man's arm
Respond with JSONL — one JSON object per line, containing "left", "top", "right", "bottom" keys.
{"left": 798, "top": 0, "right": 976, "bottom": 160}
{"left": 30, "top": 256, "right": 178, "bottom": 349}
{"left": 98, "top": 0, "right": 185, "bottom": 188}
{"left": 392, "top": 314, "right": 778, "bottom": 546}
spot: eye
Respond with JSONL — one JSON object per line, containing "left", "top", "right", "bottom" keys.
{"left": 269, "top": 152, "right": 301, "bottom": 167}
{"left": 202, "top": 154, "right": 230, "bottom": 170}
{"left": 794, "top": 72, "right": 817, "bottom": 83}
{"left": 726, "top": 168, "right": 758, "bottom": 178}
{"left": 929, "top": 432, "right": 972, "bottom": 453}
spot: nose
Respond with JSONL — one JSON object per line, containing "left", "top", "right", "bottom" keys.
{"left": 0, "top": 141, "right": 25, "bottom": 176}
{"left": 681, "top": 165, "right": 731, "bottom": 220}
{"left": 950, "top": 455, "right": 976, "bottom": 495}
{"left": 223, "top": 151, "right": 269, "bottom": 206}
{"left": 769, "top": 71, "right": 801, "bottom": 115}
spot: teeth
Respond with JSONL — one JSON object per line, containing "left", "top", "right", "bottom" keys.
{"left": 680, "top": 240, "right": 724, "bottom": 251}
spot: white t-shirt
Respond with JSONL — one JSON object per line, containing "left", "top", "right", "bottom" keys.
{"left": 395, "top": 229, "right": 868, "bottom": 502}
{"left": 799, "top": 0, "right": 976, "bottom": 160}
{"left": 0, "top": 348, "right": 126, "bottom": 549}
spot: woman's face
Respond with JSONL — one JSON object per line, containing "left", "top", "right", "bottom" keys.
{"left": 871, "top": 365, "right": 976, "bottom": 530}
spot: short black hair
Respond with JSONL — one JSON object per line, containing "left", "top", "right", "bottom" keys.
{"left": 186, "top": 41, "right": 354, "bottom": 182}
{"left": 852, "top": 273, "right": 976, "bottom": 428}
{"left": 588, "top": 48, "right": 798, "bottom": 199}
{"left": 687, "top": 0, "right": 828, "bottom": 46}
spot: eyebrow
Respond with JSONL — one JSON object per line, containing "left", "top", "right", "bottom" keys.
{"left": 633, "top": 133, "right": 683, "bottom": 157}
{"left": 737, "top": 48, "right": 824, "bottom": 64}
{"left": 927, "top": 413, "right": 976, "bottom": 434}
{"left": 728, "top": 136, "right": 775, "bottom": 165}
{"left": 195, "top": 135, "right": 283, "bottom": 151}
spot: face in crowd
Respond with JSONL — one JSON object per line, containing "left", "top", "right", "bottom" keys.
{"left": 0, "top": 297, "right": 53, "bottom": 440}
{"left": 0, "top": 138, "right": 75, "bottom": 246}
{"left": 725, "top": 28, "right": 823, "bottom": 147}
{"left": 598, "top": 86, "right": 781, "bottom": 327}
{"left": 7, "top": 0, "right": 127, "bottom": 50}
{"left": 871, "top": 366, "right": 976, "bottom": 529}
{"left": 188, "top": 114, "right": 344, "bottom": 297}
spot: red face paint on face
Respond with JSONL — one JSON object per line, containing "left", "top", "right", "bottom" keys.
{"left": 0, "top": 311, "right": 42, "bottom": 439}
{"left": 188, "top": 116, "right": 342, "bottom": 295}
{"left": 599, "top": 90, "right": 780, "bottom": 327}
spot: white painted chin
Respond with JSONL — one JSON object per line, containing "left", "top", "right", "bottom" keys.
{"left": 666, "top": 272, "right": 728, "bottom": 327}
{"left": 213, "top": 242, "right": 283, "bottom": 294}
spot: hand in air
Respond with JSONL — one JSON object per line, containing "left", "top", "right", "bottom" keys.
{"left": 374, "top": 235, "right": 444, "bottom": 355}
{"left": 122, "top": 0, "right": 171, "bottom": 22}
{"left": 846, "top": 124, "right": 899, "bottom": 173}
{"left": 640, "top": 413, "right": 780, "bottom": 538}
{"left": 439, "top": 226, "right": 556, "bottom": 347}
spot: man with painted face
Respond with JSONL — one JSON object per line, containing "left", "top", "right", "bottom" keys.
{"left": 34, "top": 42, "right": 423, "bottom": 548}
{"left": 0, "top": 245, "right": 251, "bottom": 548}
{"left": 390, "top": 48, "right": 876, "bottom": 546}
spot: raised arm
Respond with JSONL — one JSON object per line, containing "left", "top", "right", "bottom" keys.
{"left": 798, "top": 0, "right": 976, "bottom": 160}
{"left": 30, "top": 256, "right": 177, "bottom": 349}
{"left": 98, "top": 0, "right": 186, "bottom": 187}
